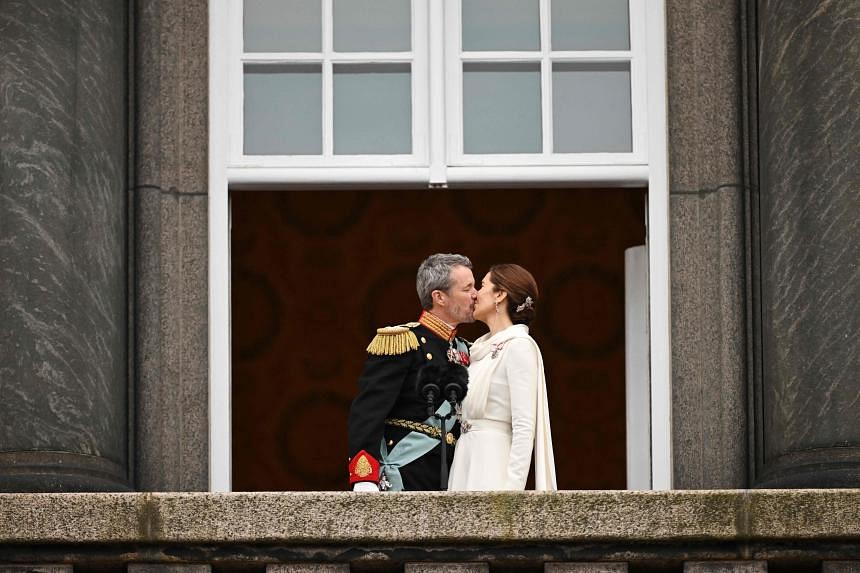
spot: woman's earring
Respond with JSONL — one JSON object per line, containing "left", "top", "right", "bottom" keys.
{"left": 494, "top": 300, "right": 500, "bottom": 314}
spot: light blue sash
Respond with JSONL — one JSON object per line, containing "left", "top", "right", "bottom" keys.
{"left": 379, "top": 400, "right": 457, "bottom": 491}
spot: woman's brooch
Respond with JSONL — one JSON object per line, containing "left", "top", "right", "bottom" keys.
{"left": 491, "top": 342, "right": 505, "bottom": 359}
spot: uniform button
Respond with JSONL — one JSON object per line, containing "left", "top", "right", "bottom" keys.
{"left": 420, "top": 337, "right": 427, "bottom": 343}
{"left": 426, "top": 353, "right": 433, "bottom": 360}
{"left": 388, "top": 440, "right": 394, "bottom": 447}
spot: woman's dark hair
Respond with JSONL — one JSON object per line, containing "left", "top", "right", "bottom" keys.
{"left": 489, "top": 264, "right": 539, "bottom": 326}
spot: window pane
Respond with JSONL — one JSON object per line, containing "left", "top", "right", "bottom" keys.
{"left": 552, "top": 62, "right": 631, "bottom": 153}
{"left": 463, "top": 63, "right": 542, "bottom": 154}
{"left": 552, "top": 0, "right": 630, "bottom": 51}
{"left": 333, "top": 0, "right": 411, "bottom": 52}
{"left": 462, "top": 0, "right": 540, "bottom": 51}
{"left": 334, "top": 64, "right": 412, "bottom": 155}
{"left": 244, "top": 64, "right": 322, "bottom": 155}
{"left": 244, "top": 0, "right": 321, "bottom": 52}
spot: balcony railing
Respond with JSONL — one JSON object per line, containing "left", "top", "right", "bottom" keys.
{"left": 0, "top": 490, "right": 857, "bottom": 572}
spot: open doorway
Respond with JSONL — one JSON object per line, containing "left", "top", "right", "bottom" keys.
{"left": 231, "top": 187, "right": 646, "bottom": 490}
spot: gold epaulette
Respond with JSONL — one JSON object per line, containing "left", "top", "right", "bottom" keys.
{"left": 366, "top": 322, "right": 420, "bottom": 356}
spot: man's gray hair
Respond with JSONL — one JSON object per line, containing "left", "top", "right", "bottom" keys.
{"left": 416, "top": 253, "right": 473, "bottom": 310}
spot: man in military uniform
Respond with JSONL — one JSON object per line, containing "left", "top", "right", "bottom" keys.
{"left": 348, "top": 253, "right": 477, "bottom": 491}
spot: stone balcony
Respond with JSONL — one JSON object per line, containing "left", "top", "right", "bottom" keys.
{"left": 0, "top": 490, "right": 858, "bottom": 572}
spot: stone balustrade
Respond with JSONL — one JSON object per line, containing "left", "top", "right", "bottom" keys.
{"left": 0, "top": 490, "right": 857, "bottom": 572}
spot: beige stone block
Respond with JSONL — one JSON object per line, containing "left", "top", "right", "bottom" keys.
{"left": 684, "top": 562, "right": 766, "bottom": 573}
{"left": 267, "top": 566, "right": 349, "bottom": 573}
{"left": 823, "top": 563, "right": 860, "bottom": 573}
{"left": 0, "top": 563, "right": 73, "bottom": 573}
{"left": 747, "top": 490, "right": 860, "bottom": 540}
{"left": 405, "top": 564, "right": 489, "bottom": 573}
{"left": 545, "top": 563, "right": 628, "bottom": 572}
{"left": 129, "top": 566, "right": 210, "bottom": 573}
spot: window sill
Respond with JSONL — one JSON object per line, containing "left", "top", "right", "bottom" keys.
{"left": 226, "top": 165, "right": 649, "bottom": 189}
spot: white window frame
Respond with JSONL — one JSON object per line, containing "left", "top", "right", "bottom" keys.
{"left": 229, "top": 0, "right": 429, "bottom": 169}
{"left": 209, "top": 0, "right": 672, "bottom": 491}
{"left": 444, "top": 0, "right": 648, "bottom": 169}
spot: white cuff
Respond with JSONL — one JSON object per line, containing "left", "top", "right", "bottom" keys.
{"left": 352, "top": 481, "right": 380, "bottom": 492}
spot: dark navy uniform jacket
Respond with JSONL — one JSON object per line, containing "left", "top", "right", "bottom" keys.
{"left": 347, "top": 322, "right": 466, "bottom": 491}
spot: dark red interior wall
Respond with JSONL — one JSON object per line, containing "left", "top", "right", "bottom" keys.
{"left": 231, "top": 187, "right": 645, "bottom": 491}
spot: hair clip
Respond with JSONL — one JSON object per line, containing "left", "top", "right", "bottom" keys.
{"left": 516, "top": 296, "right": 534, "bottom": 313}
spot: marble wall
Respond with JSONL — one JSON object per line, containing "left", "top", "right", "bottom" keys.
{"left": 0, "top": 0, "right": 130, "bottom": 490}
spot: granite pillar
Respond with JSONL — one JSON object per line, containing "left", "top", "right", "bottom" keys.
{"left": 750, "top": 0, "right": 860, "bottom": 487}
{"left": 132, "top": 0, "right": 209, "bottom": 491}
{"left": 666, "top": 0, "right": 748, "bottom": 488}
{"left": 0, "top": 0, "right": 131, "bottom": 491}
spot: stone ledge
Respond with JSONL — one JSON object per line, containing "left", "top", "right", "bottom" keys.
{"left": 0, "top": 490, "right": 857, "bottom": 545}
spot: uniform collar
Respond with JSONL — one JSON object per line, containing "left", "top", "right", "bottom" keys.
{"left": 419, "top": 310, "right": 457, "bottom": 342}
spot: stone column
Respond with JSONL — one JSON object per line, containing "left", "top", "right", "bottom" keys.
{"left": 0, "top": 0, "right": 131, "bottom": 491}
{"left": 666, "top": 0, "right": 748, "bottom": 488}
{"left": 750, "top": 0, "right": 860, "bottom": 487}
{"left": 132, "top": 0, "right": 209, "bottom": 491}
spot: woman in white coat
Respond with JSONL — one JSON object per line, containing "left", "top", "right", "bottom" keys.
{"left": 448, "top": 264, "right": 557, "bottom": 491}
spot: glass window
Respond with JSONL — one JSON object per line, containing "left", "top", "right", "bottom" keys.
{"left": 454, "top": 0, "right": 637, "bottom": 159}
{"left": 551, "top": 0, "right": 630, "bottom": 51}
{"left": 333, "top": 64, "right": 412, "bottom": 154}
{"left": 243, "top": 0, "right": 321, "bottom": 52}
{"left": 244, "top": 64, "right": 322, "bottom": 155}
{"left": 461, "top": 0, "right": 540, "bottom": 51}
{"left": 463, "top": 63, "right": 542, "bottom": 154}
{"left": 333, "top": 0, "right": 411, "bottom": 52}
{"left": 240, "top": 0, "right": 419, "bottom": 162}
{"left": 236, "top": 0, "right": 643, "bottom": 170}
{"left": 552, "top": 62, "right": 632, "bottom": 153}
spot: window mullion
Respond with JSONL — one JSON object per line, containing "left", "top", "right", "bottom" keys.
{"left": 549, "top": 50, "right": 634, "bottom": 62}
{"left": 428, "top": 0, "right": 446, "bottom": 183}
{"left": 327, "top": 52, "right": 414, "bottom": 63}
{"left": 444, "top": 0, "right": 462, "bottom": 163}
{"left": 460, "top": 51, "right": 545, "bottom": 61}
{"left": 540, "top": 0, "right": 552, "bottom": 155}
{"left": 322, "top": 0, "right": 334, "bottom": 157}
{"left": 242, "top": 52, "right": 323, "bottom": 62}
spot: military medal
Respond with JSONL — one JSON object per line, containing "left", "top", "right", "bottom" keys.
{"left": 447, "top": 340, "right": 470, "bottom": 366}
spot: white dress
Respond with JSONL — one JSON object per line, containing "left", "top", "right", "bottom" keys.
{"left": 448, "top": 324, "right": 557, "bottom": 491}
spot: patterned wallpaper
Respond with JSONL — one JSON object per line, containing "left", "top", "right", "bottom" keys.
{"left": 232, "top": 187, "right": 645, "bottom": 491}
